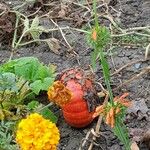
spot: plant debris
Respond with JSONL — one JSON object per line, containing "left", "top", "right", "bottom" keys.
{"left": 0, "top": 3, "right": 14, "bottom": 41}
{"left": 127, "top": 99, "right": 149, "bottom": 120}
{"left": 142, "top": 129, "right": 150, "bottom": 149}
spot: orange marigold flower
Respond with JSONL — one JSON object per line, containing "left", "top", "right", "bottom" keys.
{"left": 115, "top": 107, "right": 120, "bottom": 114}
{"left": 92, "top": 29, "right": 97, "bottom": 41}
{"left": 47, "top": 81, "right": 72, "bottom": 107}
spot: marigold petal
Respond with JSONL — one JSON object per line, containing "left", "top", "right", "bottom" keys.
{"left": 92, "top": 29, "right": 97, "bottom": 41}
{"left": 47, "top": 81, "right": 72, "bottom": 107}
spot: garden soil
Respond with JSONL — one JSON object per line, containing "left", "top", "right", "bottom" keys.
{"left": 0, "top": 0, "right": 150, "bottom": 150}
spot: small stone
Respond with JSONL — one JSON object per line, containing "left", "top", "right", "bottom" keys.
{"left": 134, "top": 63, "right": 141, "bottom": 69}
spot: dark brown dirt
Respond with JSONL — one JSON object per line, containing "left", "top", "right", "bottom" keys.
{"left": 0, "top": 0, "right": 150, "bottom": 150}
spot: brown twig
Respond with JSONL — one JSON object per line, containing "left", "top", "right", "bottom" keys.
{"left": 111, "top": 59, "right": 148, "bottom": 76}
{"left": 99, "top": 59, "right": 148, "bottom": 81}
{"left": 113, "top": 66, "right": 150, "bottom": 91}
{"left": 27, "top": 7, "right": 41, "bottom": 17}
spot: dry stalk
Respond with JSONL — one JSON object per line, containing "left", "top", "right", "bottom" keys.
{"left": 50, "top": 19, "right": 72, "bottom": 50}
{"left": 145, "top": 43, "right": 150, "bottom": 60}
{"left": 113, "top": 66, "right": 150, "bottom": 91}
{"left": 111, "top": 59, "right": 148, "bottom": 76}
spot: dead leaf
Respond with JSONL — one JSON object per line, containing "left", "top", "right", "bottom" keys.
{"left": 127, "top": 99, "right": 149, "bottom": 120}
{"left": 46, "top": 38, "right": 61, "bottom": 54}
{"left": 58, "top": 3, "right": 69, "bottom": 18}
{"left": 142, "top": 129, "right": 150, "bottom": 149}
{"left": 131, "top": 142, "right": 139, "bottom": 150}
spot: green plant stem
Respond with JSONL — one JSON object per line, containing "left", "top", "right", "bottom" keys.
{"left": 14, "top": 30, "right": 28, "bottom": 49}
{"left": 38, "top": 102, "right": 53, "bottom": 112}
{"left": 93, "top": 0, "right": 99, "bottom": 28}
{"left": 92, "top": 0, "right": 114, "bottom": 104}
{"left": 10, "top": 11, "right": 27, "bottom": 18}
{"left": 92, "top": 1, "right": 131, "bottom": 149}
{"left": 98, "top": 47, "right": 114, "bottom": 104}
{"left": 11, "top": 11, "right": 29, "bottom": 50}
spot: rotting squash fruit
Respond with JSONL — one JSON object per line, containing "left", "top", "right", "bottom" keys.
{"left": 59, "top": 68, "right": 99, "bottom": 128}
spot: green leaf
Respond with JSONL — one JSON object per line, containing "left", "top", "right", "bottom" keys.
{"left": 29, "top": 80, "right": 42, "bottom": 94}
{"left": 0, "top": 73, "right": 18, "bottom": 92}
{"left": 40, "top": 107, "right": 58, "bottom": 123}
{"left": 42, "top": 77, "right": 54, "bottom": 91}
{"left": 37, "top": 26, "right": 48, "bottom": 32}
{"left": 113, "top": 119, "right": 131, "bottom": 150}
{"left": 91, "top": 48, "right": 99, "bottom": 70}
{"left": 0, "top": 57, "right": 38, "bottom": 81}
{"left": 0, "top": 57, "right": 56, "bottom": 94}
{"left": 27, "top": 101, "right": 39, "bottom": 110}
{"left": 30, "top": 77, "right": 54, "bottom": 94}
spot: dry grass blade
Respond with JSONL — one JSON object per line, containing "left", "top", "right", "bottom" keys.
{"left": 111, "top": 59, "right": 148, "bottom": 76}
{"left": 145, "top": 43, "right": 150, "bottom": 60}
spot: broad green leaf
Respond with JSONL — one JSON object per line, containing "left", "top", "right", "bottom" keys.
{"left": 30, "top": 80, "right": 42, "bottom": 94}
{"left": 40, "top": 107, "right": 58, "bottom": 123}
{"left": 42, "top": 77, "right": 54, "bottom": 90}
{"left": 0, "top": 57, "right": 56, "bottom": 94}
{"left": 30, "top": 77, "right": 54, "bottom": 94}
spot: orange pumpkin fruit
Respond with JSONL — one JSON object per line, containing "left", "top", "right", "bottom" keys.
{"left": 59, "top": 68, "right": 99, "bottom": 128}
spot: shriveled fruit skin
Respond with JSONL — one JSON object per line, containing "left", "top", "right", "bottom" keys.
{"left": 60, "top": 68, "right": 96, "bottom": 128}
